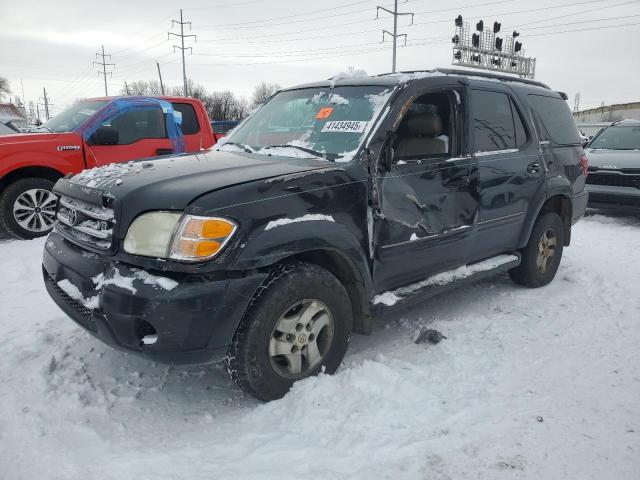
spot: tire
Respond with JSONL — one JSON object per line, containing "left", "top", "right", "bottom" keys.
{"left": 509, "top": 212, "right": 565, "bottom": 288}
{"left": 226, "top": 262, "right": 352, "bottom": 401}
{"left": 0, "top": 177, "right": 57, "bottom": 239}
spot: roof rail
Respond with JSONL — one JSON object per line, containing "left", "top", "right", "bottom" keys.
{"left": 379, "top": 68, "right": 550, "bottom": 89}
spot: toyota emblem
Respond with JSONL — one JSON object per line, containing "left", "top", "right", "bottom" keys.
{"left": 67, "top": 209, "right": 78, "bottom": 226}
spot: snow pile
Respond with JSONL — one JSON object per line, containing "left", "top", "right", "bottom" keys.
{"left": 72, "top": 160, "right": 155, "bottom": 189}
{"left": 1, "top": 216, "right": 639, "bottom": 479}
{"left": 329, "top": 69, "right": 369, "bottom": 87}
{"left": 310, "top": 91, "right": 350, "bottom": 105}
{"left": 57, "top": 278, "right": 99, "bottom": 309}
{"left": 265, "top": 213, "right": 335, "bottom": 231}
{"left": 93, "top": 268, "right": 179, "bottom": 295}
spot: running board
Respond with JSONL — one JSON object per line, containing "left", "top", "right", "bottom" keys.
{"left": 371, "top": 253, "right": 521, "bottom": 315}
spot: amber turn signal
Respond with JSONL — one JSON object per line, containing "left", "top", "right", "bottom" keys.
{"left": 170, "top": 216, "right": 237, "bottom": 261}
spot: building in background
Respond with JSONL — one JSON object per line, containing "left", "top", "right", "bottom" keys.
{"left": 0, "top": 103, "right": 28, "bottom": 133}
{"left": 574, "top": 101, "right": 640, "bottom": 123}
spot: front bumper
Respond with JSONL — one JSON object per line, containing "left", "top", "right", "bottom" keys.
{"left": 585, "top": 184, "right": 640, "bottom": 211}
{"left": 42, "top": 231, "right": 267, "bottom": 365}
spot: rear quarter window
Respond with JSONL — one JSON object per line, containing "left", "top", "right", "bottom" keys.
{"left": 172, "top": 102, "right": 200, "bottom": 135}
{"left": 528, "top": 94, "right": 580, "bottom": 145}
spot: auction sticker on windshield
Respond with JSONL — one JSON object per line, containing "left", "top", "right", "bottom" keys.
{"left": 316, "top": 107, "right": 334, "bottom": 120}
{"left": 321, "top": 121, "right": 367, "bottom": 133}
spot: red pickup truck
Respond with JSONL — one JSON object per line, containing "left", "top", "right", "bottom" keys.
{"left": 0, "top": 96, "right": 217, "bottom": 239}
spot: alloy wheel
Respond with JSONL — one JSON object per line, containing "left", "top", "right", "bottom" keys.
{"left": 13, "top": 188, "right": 57, "bottom": 233}
{"left": 268, "top": 299, "right": 334, "bottom": 378}
{"left": 536, "top": 228, "right": 557, "bottom": 274}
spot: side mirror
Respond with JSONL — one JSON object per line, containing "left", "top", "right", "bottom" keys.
{"left": 89, "top": 126, "right": 119, "bottom": 145}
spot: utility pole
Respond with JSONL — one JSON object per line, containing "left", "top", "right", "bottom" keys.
{"left": 169, "top": 9, "right": 196, "bottom": 97}
{"left": 20, "top": 79, "right": 26, "bottom": 108}
{"left": 39, "top": 87, "right": 51, "bottom": 120}
{"left": 124, "top": 80, "right": 131, "bottom": 95}
{"left": 156, "top": 61, "right": 165, "bottom": 95}
{"left": 377, "top": 0, "right": 414, "bottom": 73}
{"left": 93, "top": 45, "right": 114, "bottom": 96}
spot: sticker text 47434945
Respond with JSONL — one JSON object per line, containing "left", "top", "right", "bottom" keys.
{"left": 321, "top": 121, "right": 368, "bottom": 133}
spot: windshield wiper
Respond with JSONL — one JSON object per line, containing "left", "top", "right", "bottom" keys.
{"left": 216, "top": 141, "right": 254, "bottom": 153}
{"left": 262, "top": 144, "right": 329, "bottom": 159}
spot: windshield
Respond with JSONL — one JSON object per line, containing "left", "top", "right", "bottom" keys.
{"left": 43, "top": 100, "right": 109, "bottom": 133}
{"left": 589, "top": 125, "right": 640, "bottom": 150}
{"left": 218, "top": 86, "right": 394, "bottom": 162}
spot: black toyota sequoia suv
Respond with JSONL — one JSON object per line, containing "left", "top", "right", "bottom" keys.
{"left": 43, "top": 69, "right": 589, "bottom": 401}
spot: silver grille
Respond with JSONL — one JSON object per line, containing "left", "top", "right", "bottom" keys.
{"left": 55, "top": 196, "right": 114, "bottom": 250}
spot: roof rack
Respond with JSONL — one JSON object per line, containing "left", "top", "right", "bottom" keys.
{"left": 379, "top": 68, "right": 550, "bottom": 89}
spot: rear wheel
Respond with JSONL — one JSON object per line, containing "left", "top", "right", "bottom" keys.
{"left": 226, "top": 262, "right": 352, "bottom": 401}
{"left": 0, "top": 178, "right": 57, "bottom": 239}
{"left": 509, "top": 212, "right": 565, "bottom": 288}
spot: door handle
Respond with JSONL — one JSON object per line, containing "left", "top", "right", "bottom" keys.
{"left": 156, "top": 148, "right": 173, "bottom": 156}
{"left": 527, "top": 162, "right": 541, "bottom": 174}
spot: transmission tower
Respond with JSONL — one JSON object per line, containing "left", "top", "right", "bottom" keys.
{"left": 93, "top": 45, "right": 115, "bottom": 96}
{"left": 169, "top": 9, "right": 196, "bottom": 97}
{"left": 573, "top": 92, "right": 580, "bottom": 113}
{"left": 377, "top": 0, "right": 414, "bottom": 73}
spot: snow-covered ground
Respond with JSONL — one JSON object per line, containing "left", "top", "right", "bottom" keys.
{"left": 1, "top": 215, "right": 639, "bottom": 480}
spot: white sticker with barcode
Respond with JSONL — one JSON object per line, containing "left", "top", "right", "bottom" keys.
{"left": 321, "top": 121, "right": 368, "bottom": 133}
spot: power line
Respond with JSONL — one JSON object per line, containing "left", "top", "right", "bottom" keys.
{"left": 169, "top": 9, "right": 196, "bottom": 97}
{"left": 196, "top": 0, "right": 377, "bottom": 29}
{"left": 193, "top": 0, "right": 629, "bottom": 46}
{"left": 377, "top": 0, "right": 415, "bottom": 73}
{"left": 163, "top": 19, "right": 640, "bottom": 68}
{"left": 93, "top": 45, "right": 115, "bottom": 96}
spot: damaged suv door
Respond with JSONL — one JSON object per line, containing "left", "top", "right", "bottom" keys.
{"left": 372, "top": 83, "right": 479, "bottom": 291}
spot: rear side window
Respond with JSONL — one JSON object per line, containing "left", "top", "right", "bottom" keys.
{"left": 471, "top": 90, "right": 528, "bottom": 152}
{"left": 172, "top": 102, "right": 200, "bottom": 135}
{"left": 527, "top": 94, "right": 580, "bottom": 145}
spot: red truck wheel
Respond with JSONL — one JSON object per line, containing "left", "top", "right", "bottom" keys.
{"left": 0, "top": 178, "right": 57, "bottom": 239}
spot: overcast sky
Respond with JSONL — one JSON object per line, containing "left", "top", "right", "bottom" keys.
{"left": 1, "top": 0, "right": 639, "bottom": 117}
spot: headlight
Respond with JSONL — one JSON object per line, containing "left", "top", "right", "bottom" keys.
{"left": 124, "top": 212, "right": 237, "bottom": 261}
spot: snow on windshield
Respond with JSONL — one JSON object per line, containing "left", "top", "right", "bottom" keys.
{"left": 221, "top": 85, "right": 394, "bottom": 163}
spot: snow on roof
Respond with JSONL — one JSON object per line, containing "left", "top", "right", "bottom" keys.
{"left": 0, "top": 104, "right": 26, "bottom": 121}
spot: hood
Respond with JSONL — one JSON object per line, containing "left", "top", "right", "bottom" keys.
{"left": 55, "top": 149, "right": 332, "bottom": 213}
{"left": 585, "top": 148, "right": 640, "bottom": 170}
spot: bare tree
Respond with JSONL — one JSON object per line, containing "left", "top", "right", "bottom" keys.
{"left": 0, "top": 76, "right": 10, "bottom": 101}
{"left": 119, "top": 80, "right": 163, "bottom": 96}
{"left": 251, "top": 82, "right": 281, "bottom": 108}
{"left": 117, "top": 78, "right": 249, "bottom": 121}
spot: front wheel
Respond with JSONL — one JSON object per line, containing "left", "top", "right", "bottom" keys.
{"left": 0, "top": 177, "right": 57, "bottom": 239}
{"left": 226, "top": 262, "right": 352, "bottom": 401}
{"left": 509, "top": 212, "right": 565, "bottom": 288}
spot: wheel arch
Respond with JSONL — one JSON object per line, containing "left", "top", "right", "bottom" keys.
{"left": 520, "top": 191, "right": 572, "bottom": 247}
{"left": 287, "top": 249, "right": 372, "bottom": 335}
{"left": 0, "top": 166, "right": 65, "bottom": 194}
{"left": 230, "top": 221, "right": 373, "bottom": 335}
